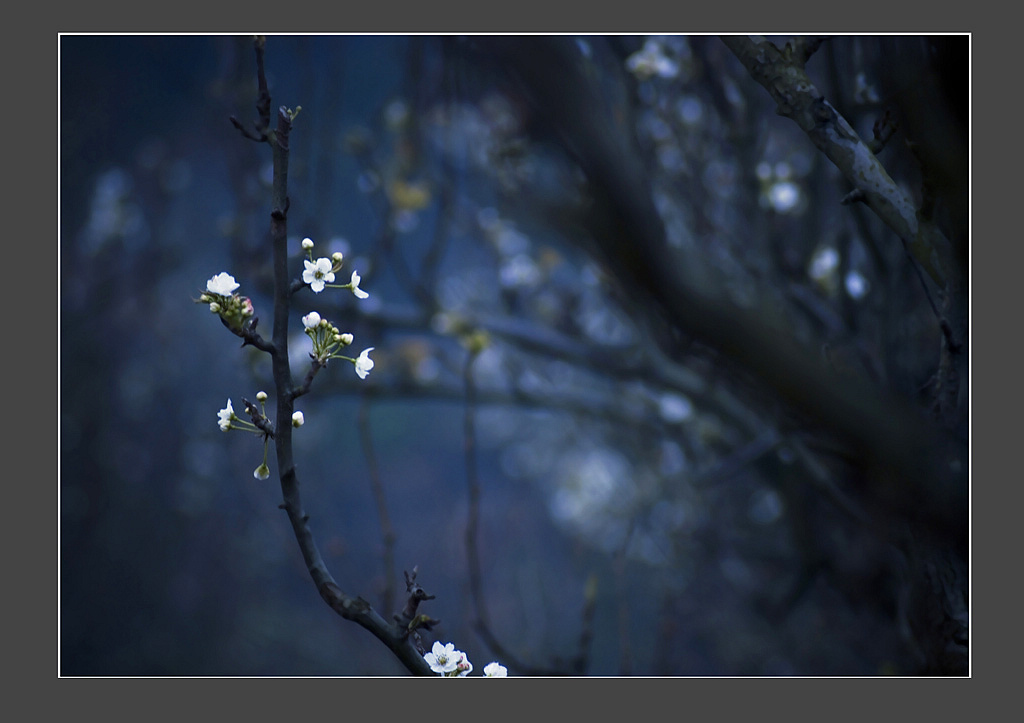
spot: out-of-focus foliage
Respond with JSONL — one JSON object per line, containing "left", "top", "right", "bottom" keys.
{"left": 60, "top": 34, "right": 967, "bottom": 676}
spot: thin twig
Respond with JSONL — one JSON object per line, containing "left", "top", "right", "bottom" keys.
{"left": 291, "top": 358, "right": 325, "bottom": 399}
{"left": 461, "top": 345, "right": 583, "bottom": 676}
{"left": 899, "top": 237, "right": 962, "bottom": 354}
{"left": 229, "top": 35, "right": 272, "bottom": 142}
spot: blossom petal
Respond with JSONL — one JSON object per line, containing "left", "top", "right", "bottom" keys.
{"left": 484, "top": 661, "right": 508, "bottom": 677}
{"left": 354, "top": 348, "right": 375, "bottom": 379}
{"left": 207, "top": 272, "right": 240, "bottom": 296}
{"left": 350, "top": 270, "right": 370, "bottom": 299}
{"left": 217, "top": 399, "right": 234, "bottom": 431}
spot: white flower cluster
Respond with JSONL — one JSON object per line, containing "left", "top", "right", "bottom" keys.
{"left": 216, "top": 392, "right": 280, "bottom": 480}
{"left": 203, "top": 234, "right": 376, "bottom": 488}
{"left": 297, "top": 237, "right": 375, "bottom": 379}
{"left": 197, "top": 272, "right": 255, "bottom": 332}
{"left": 424, "top": 641, "right": 507, "bottom": 677}
{"left": 300, "top": 237, "right": 369, "bottom": 298}
{"left": 301, "top": 310, "right": 374, "bottom": 379}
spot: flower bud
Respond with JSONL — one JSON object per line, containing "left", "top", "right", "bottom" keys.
{"left": 302, "top": 311, "right": 322, "bottom": 330}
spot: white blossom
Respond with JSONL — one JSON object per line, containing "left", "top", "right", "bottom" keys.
{"left": 303, "top": 258, "right": 335, "bottom": 293}
{"left": 424, "top": 641, "right": 459, "bottom": 675}
{"left": 483, "top": 662, "right": 508, "bottom": 677}
{"left": 292, "top": 411, "right": 304, "bottom": 427}
{"left": 207, "top": 272, "right": 240, "bottom": 296}
{"left": 349, "top": 270, "right": 369, "bottom": 299}
{"left": 302, "top": 311, "right": 322, "bottom": 329}
{"left": 354, "top": 348, "right": 375, "bottom": 379}
{"left": 217, "top": 399, "right": 234, "bottom": 431}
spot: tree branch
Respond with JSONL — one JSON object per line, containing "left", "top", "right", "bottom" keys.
{"left": 235, "top": 36, "right": 433, "bottom": 676}
{"left": 480, "top": 36, "right": 966, "bottom": 551}
{"left": 720, "top": 35, "right": 959, "bottom": 294}
{"left": 229, "top": 35, "right": 272, "bottom": 142}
